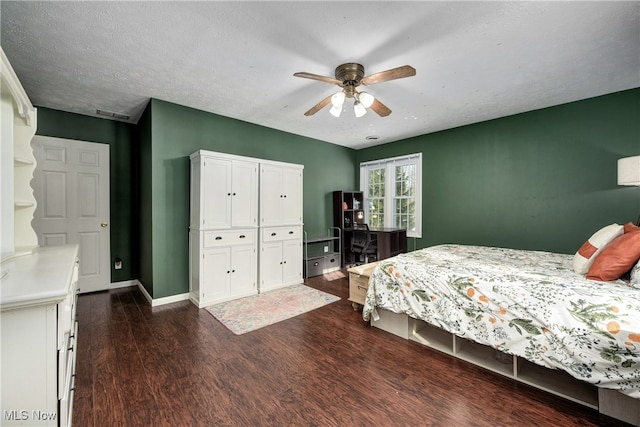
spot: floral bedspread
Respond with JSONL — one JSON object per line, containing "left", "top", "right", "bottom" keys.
{"left": 362, "top": 244, "right": 640, "bottom": 398}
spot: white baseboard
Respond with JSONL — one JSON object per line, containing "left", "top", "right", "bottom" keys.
{"left": 135, "top": 281, "right": 190, "bottom": 307}
{"left": 110, "top": 279, "right": 138, "bottom": 289}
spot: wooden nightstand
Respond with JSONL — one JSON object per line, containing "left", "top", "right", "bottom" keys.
{"left": 347, "top": 261, "right": 381, "bottom": 311}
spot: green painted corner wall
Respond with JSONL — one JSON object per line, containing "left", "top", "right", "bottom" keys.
{"left": 35, "top": 107, "right": 139, "bottom": 283}
{"left": 137, "top": 104, "right": 153, "bottom": 296}
{"left": 145, "top": 99, "right": 356, "bottom": 298}
{"left": 357, "top": 88, "right": 640, "bottom": 254}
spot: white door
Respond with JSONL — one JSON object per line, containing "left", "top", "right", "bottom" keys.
{"left": 32, "top": 136, "right": 110, "bottom": 293}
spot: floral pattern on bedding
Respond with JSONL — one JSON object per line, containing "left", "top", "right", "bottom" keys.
{"left": 362, "top": 244, "right": 640, "bottom": 398}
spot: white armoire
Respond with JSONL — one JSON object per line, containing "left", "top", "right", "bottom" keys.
{"left": 189, "top": 150, "right": 303, "bottom": 308}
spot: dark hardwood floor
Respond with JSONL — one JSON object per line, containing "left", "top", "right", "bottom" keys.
{"left": 74, "top": 271, "right": 632, "bottom": 427}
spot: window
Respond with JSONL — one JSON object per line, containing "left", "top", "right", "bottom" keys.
{"left": 360, "top": 153, "right": 422, "bottom": 238}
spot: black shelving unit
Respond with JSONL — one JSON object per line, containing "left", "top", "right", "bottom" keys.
{"left": 303, "top": 227, "right": 341, "bottom": 278}
{"left": 333, "top": 191, "right": 365, "bottom": 267}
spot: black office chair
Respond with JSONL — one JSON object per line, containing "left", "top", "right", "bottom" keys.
{"left": 350, "top": 223, "right": 377, "bottom": 265}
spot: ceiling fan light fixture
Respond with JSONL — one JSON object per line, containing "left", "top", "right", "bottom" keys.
{"left": 359, "top": 92, "right": 375, "bottom": 108}
{"left": 331, "top": 91, "right": 346, "bottom": 107}
{"left": 354, "top": 101, "right": 367, "bottom": 118}
{"left": 329, "top": 104, "right": 343, "bottom": 117}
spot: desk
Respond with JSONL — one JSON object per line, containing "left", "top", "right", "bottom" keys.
{"left": 371, "top": 227, "right": 408, "bottom": 260}
{"left": 342, "top": 227, "right": 407, "bottom": 267}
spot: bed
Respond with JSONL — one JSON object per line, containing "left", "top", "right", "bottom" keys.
{"left": 362, "top": 244, "right": 640, "bottom": 417}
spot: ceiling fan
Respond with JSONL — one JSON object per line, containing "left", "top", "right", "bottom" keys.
{"left": 293, "top": 63, "right": 416, "bottom": 118}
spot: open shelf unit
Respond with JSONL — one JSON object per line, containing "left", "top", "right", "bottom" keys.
{"left": 402, "top": 317, "right": 599, "bottom": 409}
{"left": 303, "top": 227, "right": 341, "bottom": 278}
{"left": 333, "top": 191, "right": 365, "bottom": 267}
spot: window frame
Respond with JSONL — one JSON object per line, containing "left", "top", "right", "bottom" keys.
{"left": 360, "top": 153, "right": 422, "bottom": 238}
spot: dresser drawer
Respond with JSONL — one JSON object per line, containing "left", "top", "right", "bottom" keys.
{"left": 348, "top": 272, "right": 370, "bottom": 305}
{"left": 203, "top": 229, "right": 256, "bottom": 247}
{"left": 262, "top": 226, "right": 302, "bottom": 242}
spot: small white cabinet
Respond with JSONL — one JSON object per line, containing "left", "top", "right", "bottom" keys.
{"left": 260, "top": 226, "right": 303, "bottom": 292}
{"left": 1, "top": 244, "right": 79, "bottom": 427}
{"left": 190, "top": 229, "right": 257, "bottom": 307}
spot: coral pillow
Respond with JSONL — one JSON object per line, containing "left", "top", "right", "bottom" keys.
{"left": 573, "top": 224, "right": 623, "bottom": 275}
{"left": 587, "top": 232, "right": 640, "bottom": 281}
{"left": 623, "top": 222, "right": 640, "bottom": 234}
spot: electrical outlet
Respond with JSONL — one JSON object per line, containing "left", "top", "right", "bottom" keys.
{"left": 115, "top": 258, "right": 122, "bottom": 270}
{"left": 324, "top": 245, "right": 329, "bottom": 253}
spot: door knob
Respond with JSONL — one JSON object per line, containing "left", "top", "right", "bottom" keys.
{"left": 101, "top": 222, "right": 108, "bottom": 228}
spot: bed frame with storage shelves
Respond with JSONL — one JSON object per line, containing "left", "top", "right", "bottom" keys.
{"left": 370, "top": 308, "right": 640, "bottom": 425}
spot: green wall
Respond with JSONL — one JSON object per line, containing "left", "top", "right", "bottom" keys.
{"left": 144, "top": 99, "right": 356, "bottom": 298}
{"left": 357, "top": 88, "right": 640, "bottom": 254}
{"left": 35, "top": 107, "right": 139, "bottom": 283}
{"left": 36, "top": 87, "right": 639, "bottom": 300}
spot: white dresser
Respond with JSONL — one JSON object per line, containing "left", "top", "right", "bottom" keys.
{"left": 1, "top": 244, "right": 79, "bottom": 426}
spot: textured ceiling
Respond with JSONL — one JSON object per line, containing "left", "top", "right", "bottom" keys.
{"left": 1, "top": 1, "right": 639, "bottom": 149}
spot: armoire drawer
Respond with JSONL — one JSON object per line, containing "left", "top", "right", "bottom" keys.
{"left": 262, "top": 226, "right": 302, "bottom": 242}
{"left": 203, "top": 229, "right": 256, "bottom": 247}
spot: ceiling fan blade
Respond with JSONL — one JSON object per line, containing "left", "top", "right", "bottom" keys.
{"left": 303, "top": 94, "right": 333, "bottom": 116}
{"left": 361, "top": 65, "right": 416, "bottom": 85}
{"left": 293, "top": 72, "right": 342, "bottom": 86}
{"left": 369, "top": 98, "right": 392, "bottom": 117}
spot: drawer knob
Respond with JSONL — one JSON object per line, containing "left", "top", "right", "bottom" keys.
{"left": 288, "top": 231, "right": 294, "bottom": 234}
{"left": 239, "top": 235, "right": 246, "bottom": 238}
{"left": 271, "top": 232, "right": 277, "bottom": 236}
{"left": 215, "top": 236, "right": 222, "bottom": 240}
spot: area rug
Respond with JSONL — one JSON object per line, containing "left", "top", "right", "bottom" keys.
{"left": 205, "top": 284, "right": 340, "bottom": 335}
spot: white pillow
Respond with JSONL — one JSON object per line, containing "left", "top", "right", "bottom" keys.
{"left": 573, "top": 223, "right": 623, "bottom": 275}
{"left": 631, "top": 259, "right": 640, "bottom": 289}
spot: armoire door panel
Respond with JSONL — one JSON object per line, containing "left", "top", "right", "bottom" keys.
{"left": 202, "top": 158, "right": 232, "bottom": 229}
{"left": 231, "top": 160, "right": 258, "bottom": 227}
{"left": 282, "top": 239, "right": 303, "bottom": 284}
{"left": 203, "top": 248, "right": 231, "bottom": 302}
{"left": 231, "top": 245, "right": 256, "bottom": 296}
{"left": 259, "top": 165, "right": 282, "bottom": 226}
{"left": 281, "top": 168, "right": 303, "bottom": 225}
